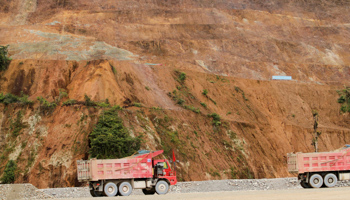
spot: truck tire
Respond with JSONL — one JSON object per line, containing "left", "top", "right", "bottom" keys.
{"left": 104, "top": 182, "right": 118, "bottom": 197}
{"left": 309, "top": 174, "right": 323, "bottom": 188}
{"left": 142, "top": 187, "right": 156, "bottom": 195}
{"left": 155, "top": 180, "right": 169, "bottom": 195}
{"left": 300, "top": 181, "right": 311, "bottom": 188}
{"left": 118, "top": 182, "right": 133, "bottom": 196}
{"left": 324, "top": 173, "right": 337, "bottom": 188}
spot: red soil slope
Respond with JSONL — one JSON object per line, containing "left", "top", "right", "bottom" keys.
{"left": 0, "top": 0, "right": 349, "bottom": 188}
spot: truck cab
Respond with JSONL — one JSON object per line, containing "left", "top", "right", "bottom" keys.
{"left": 153, "top": 159, "right": 177, "bottom": 185}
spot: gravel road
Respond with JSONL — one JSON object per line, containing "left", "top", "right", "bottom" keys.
{"left": 1, "top": 178, "right": 349, "bottom": 200}
{"left": 58, "top": 187, "right": 350, "bottom": 200}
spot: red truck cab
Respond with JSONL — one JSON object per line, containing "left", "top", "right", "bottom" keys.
{"left": 153, "top": 159, "right": 177, "bottom": 185}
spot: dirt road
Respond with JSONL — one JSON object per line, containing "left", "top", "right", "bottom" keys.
{"left": 59, "top": 187, "right": 349, "bottom": 200}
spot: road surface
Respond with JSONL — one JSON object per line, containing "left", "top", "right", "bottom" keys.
{"left": 60, "top": 187, "right": 350, "bottom": 200}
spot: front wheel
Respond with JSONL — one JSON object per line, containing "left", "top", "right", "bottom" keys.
{"left": 324, "top": 173, "right": 337, "bottom": 188}
{"left": 309, "top": 174, "right": 323, "bottom": 188}
{"left": 155, "top": 180, "right": 169, "bottom": 195}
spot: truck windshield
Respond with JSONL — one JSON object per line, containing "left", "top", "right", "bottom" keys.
{"left": 163, "top": 162, "right": 168, "bottom": 169}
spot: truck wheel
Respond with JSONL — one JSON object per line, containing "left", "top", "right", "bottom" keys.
{"left": 324, "top": 173, "right": 337, "bottom": 188}
{"left": 300, "top": 181, "right": 311, "bottom": 188}
{"left": 155, "top": 180, "right": 169, "bottom": 195}
{"left": 104, "top": 182, "right": 118, "bottom": 197}
{"left": 309, "top": 174, "right": 323, "bottom": 188}
{"left": 119, "top": 182, "right": 133, "bottom": 196}
{"left": 142, "top": 187, "right": 156, "bottom": 195}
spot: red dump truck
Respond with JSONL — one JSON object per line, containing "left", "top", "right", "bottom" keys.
{"left": 77, "top": 150, "right": 177, "bottom": 197}
{"left": 287, "top": 145, "right": 350, "bottom": 188}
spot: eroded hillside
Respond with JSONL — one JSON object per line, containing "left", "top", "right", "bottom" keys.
{"left": 0, "top": 0, "right": 349, "bottom": 188}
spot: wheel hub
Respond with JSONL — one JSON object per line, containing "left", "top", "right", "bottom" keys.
{"left": 108, "top": 186, "right": 114, "bottom": 193}
{"left": 159, "top": 184, "right": 165, "bottom": 191}
{"left": 122, "top": 186, "right": 129, "bottom": 192}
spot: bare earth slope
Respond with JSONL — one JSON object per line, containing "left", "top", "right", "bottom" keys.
{"left": 0, "top": 0, "right": 349, "bottom": 188}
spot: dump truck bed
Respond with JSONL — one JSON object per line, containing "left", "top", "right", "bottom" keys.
{"left": 77, "top": 150, "right": 162, "bottom": 182}
{"left": 287, "top": 146, "right": 350, "bottom": 174}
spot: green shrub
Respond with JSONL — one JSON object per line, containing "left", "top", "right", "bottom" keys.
{"left": 176, "top": 98, "right": 185, "bottom": 105}
{"left": 0, "top": 93, "right": 18, "bottom": 105}
{"left": 202, "top": 89, "right": 208, "bottom": 96}
{"left": 340, "top": 105, "right": 348, "bottom": 113}
{"left": 56, "top": 89, "right": 68, "bottom": 103}
{"left": 200, "top": 102, "right": 207, "bottom": 108}
{"left": 184, "top": 105, "right": 201, "bottom": 114}
{"left": 62, "top": 99, "right": 77, "bottom": 106}
{"left": 174, "top": 70, "right": 186, "bottom": 83}
{"left": 209, "top": 97, "right": 217, "bottom": 105}
{"left": 37, "top": 96, "right": 57, "bottom": 114}
{"left": 234, "top": 86, "right": 242, "bottom": 93}
{"left": 208, "top": 113, "right": 221, "bottom": 126}
{"left": 338, "top": 95, "right": 346, "bottom": 103}
{"left": 337, "top": 87, "right": 350, "bottom": 113}
{"left": 10, "top": 111, "right": 27, "bottom": 137}
{"left": 179, "top": 72, "right": 186, "bottom": 82}
{"left": 18, "top": 92, "right": 33, "bottom": 106}
{"left": 133, "top": 102, "right": 142, "bottom": 107}
{"left": 89, "top": 107, "right": 142, "bottom": 159}
{"left": 84, "top": 94, "right": 97, "bottom": 107}
{"left": 0, "top": 92, "right": 33, "bottom": 106}
{"left": 1, "top": 160, "right": 17, "bottom": 184}
{"left": 0, "top": 45, "right": 11, "bottom": 71}
{"left": 97, "top": 102, "right": 110, "bottom": 108}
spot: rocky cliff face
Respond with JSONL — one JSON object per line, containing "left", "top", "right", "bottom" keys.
{"left": 0, "top": 0, "right": 349, "bottom": 188}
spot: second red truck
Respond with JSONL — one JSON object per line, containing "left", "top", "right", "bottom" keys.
{"left": 288, "top": 145, "right": 350, "bottom": 188}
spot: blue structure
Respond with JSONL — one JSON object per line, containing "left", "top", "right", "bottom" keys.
{"left": 272, "top": 76, "right": 292, "bottom": 80}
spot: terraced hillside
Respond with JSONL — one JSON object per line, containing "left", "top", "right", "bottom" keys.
{"left": 0, "top": 0, "right": 349, "bottom": 188}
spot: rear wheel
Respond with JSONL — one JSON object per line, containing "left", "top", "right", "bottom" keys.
{"left": 118, "top": 182, "right": 133, "bottom": 196}
{"left": 300, "top": 181, "right": 311, "bottom": 188}
{"left": 324, "top": 173, "right": 337, "bottom": 188}
{"left": 155, "top": 180, "right": 169, "bottom": 195}
{"left": 104, "top": 182, "right": 118, "bottom": 197}
{"left": 309, "top": 174, "right": 323, "bottom": 188}
{"left": 142, "top": 187, "right": 156, "bottom": 195}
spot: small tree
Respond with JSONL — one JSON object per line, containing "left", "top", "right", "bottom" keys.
{"left": 1, "top": 160, "right": 17, "bottom": 184}
{"left": 337, "top": 86, "right": 350, "bottom": 113}
{"left": 311, "top": 110, "right": 321, "bottom": 152}
{"left": 0, "top": 45, "right": 11, "bottom": 71}
{"left": 89, "top": 106, "right": 142, "bottom": 159}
